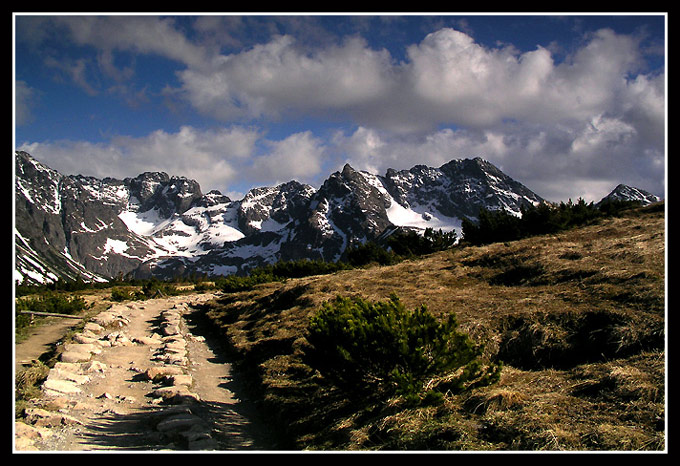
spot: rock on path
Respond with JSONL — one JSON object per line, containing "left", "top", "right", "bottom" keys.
{"left": 15, "top": 294, "right": 266, "bottom": 451}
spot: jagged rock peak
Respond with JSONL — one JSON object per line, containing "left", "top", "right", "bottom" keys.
{"left": 598, "top": 184, "right": 661, "bottom": 206}
{"left": 341, "top": 162, "right": 357, "bottom": 175}
{"left": 18, "top": 150, "right": 624, "bottom": 284}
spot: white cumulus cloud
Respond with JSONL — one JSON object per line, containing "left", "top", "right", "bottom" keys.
{"left": 15, "top": 16, "right": 665, "bottom": 203}
{"left": 18, "top": 126, "right": 261, "bottom": 196}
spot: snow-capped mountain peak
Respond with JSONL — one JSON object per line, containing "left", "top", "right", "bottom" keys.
{"left": 20, "top": 150, "right": 652, "bottom": 285}
{"left": 598, "top": 184, "right": 661, "bottom": 206}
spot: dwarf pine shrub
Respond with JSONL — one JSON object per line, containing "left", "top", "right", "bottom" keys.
{"left": 387, "top": 228, "right": 458, "bottom": 257}
{"left": 15, "top": 292, "right": 89, "bottom": 333}
{"left": 462, "top": 198, "right": 638, "bottom": 246}
{"left": 345, "top": 241, "right": 400, "bottom": 267}
{"left": 305, "top": 294, "right": 501, "bottom": 402}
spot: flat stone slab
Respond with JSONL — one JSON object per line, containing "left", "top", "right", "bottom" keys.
{"left": 134, "top": 335, "right": 162, "bottom": 346}
{"left": 149, "top": 386, "right": 200, "bottom": 404}
{"left": 64, "top": 342, "right": 101, "bottom": 354}
{"left": 83, "top": 322, "right": 104, "bottom": 335}
{"left": 42, "top": 378, "right": 82, "bottom": 395}
{"left": 72, "top": 333, "right": 98, "bottom": 344}
{"left": 155, "top": 413, "right": 204, "bottom": 432}
{"left": 60, "top": 351, "right": 92, "bottom": 364}
{"left": 50, "top": 368, "right": 90, "bottom": 385}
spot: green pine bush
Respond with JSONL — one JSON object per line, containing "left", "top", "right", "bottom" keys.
{"left": 345, "top": 241, "right": 400, "bottom": 267}
{"left": 16, "top": 293, "right": 87, "bottom": 316}
{"left": 304, "top": 294, "right": 501, "bottom": 402}
{"left": 16, "top": 292, "right": 89, "bottom": 333}
{"left": 461, "top": 198, "right": 637, "bottom": 246}
{"left": 387, "top": 228, "right": 458, "bottom": 257}
{"left": 110, "top": 287, "right": 133, "bottom": 302}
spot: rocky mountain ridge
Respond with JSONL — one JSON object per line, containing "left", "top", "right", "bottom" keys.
{"left": 597, "top": 183, "right": 661, "bottom": 206}
{"left": 14, "top": 151, "right": 659, "bottom": 285}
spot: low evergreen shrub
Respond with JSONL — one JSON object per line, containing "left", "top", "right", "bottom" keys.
{"left": 345, "top": 240, "right": 400, "bottom": 267}
{"left": 265, "top": 258, "right": 351, "bottom": 278}
{"left": 462, "top": 198, "right": 641, "bottom": 246}
{"left": 219, "top": 271, "right": 280, "bottom": 293}
{"left": 141, "top": 279, "right": 179, "bottom": 298}
{"left": 15, "top": 292, "right": 89, "bottom": 333}
{"left": 110, "top": 287, "right": 133, "bottom": 302}
{"left": 304, "top": 294, "right": 501, "bottom": 402}
{"left": 16, "top": 293, "right": 87, "bottom": 316}
{"left": 387, "top": 228, "right": 458, "bottom": 257}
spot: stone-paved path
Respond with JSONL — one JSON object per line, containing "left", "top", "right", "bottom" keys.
{"left": 14, "top": 293, "right": 278, "bottom": 452}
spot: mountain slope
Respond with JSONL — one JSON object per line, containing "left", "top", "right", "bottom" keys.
{"left": 19, "top": 150, "right": 634, "bottom": 284}
{"left": 199, "top": 202, "right": 665, "bottom": 450}
{"left": 132, "top": 158, "right": 547, "bottom": 279}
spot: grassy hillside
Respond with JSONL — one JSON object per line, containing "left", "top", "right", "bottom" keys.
{"left": 200, "top": 203, "right": 666, "bottom": 451}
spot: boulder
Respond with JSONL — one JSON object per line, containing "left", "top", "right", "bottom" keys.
{"left": 162, "top": 324, "right": 181, "bottom": 336}
{"left": 153, "top": 353, "right": 187, "bottom": 366}
{"left": 187, "top": 437, "right": 220, "bottom": 450}
{"left": 106, "top": 332, "right": 135, "bottom": 347}
{"left": 165, "top": 338, "right": 186, "bottom": 347}
{"left": 53, "top": 362, "right": 82, "bottom": 373}
{"left": 81, "top": 361, "right": 107, "bottom": 374}
{"left": 145, "top": 366, "right": 184, "bottom": 381}
{"left": 163, "top": 343, "right": 187, "bottom": 355}
{"left": 23, "top": 407, "right": 82, "bottom": 427}
{"left": 167, "top": 374, "right": 193, "bottom": 387}
{"left": 14, "top": 421, "right": 53, "bottom": 450}
{"left": 15, "top": 420, "right": 53, "bottom": 439}
{"left": 92, "top": 312, "right": 129, "bottom": 329}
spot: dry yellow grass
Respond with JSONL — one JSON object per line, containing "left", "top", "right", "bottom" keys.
{"left": 202, "top": 203, "right": 666, "bottom": 451}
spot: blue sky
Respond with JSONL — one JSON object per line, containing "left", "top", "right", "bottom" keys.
{"left": 14, "top": 13, "right": 666, "bottom": 202}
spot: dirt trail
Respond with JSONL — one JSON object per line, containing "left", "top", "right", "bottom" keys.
{"left": 14, "top": 293, "right": 281, "bottom": 452}
{"left": 15, "top": 317, "right": 81, "bottom": 374}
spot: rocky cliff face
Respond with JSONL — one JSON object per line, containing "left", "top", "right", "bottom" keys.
{"left": 15, "top": 150, "right": 555, "bottom": 284}
{"left": 15, "top": 151, "right": 152, "bottom": 283}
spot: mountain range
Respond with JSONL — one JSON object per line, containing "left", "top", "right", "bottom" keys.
{"left": 13, "top": 151, "right": 661, "bottom": 286}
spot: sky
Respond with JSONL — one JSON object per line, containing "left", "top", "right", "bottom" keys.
{"left": 14, "top": 13, "right": 666, "bottom": 203}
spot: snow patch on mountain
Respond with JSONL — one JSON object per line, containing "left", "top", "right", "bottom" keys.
{"left": 356, "top": 168, "right": 462, "bottom": 235}
{"left": 119, "top": 206, "right": 171, "bottom": 236}
{"left": 386, "top": 201, "right": 462, "bottom": 233}
{"left": 25, "top": 150, "right": 658, "bottom": 285}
